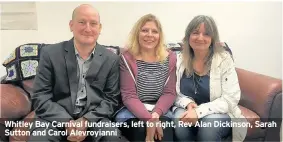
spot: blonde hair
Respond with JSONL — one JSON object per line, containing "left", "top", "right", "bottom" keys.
{"left": 182, "top": 15, "right": 225, "bottom": 76}
{"left": 127, "top": 14, "right": 167, "bottom": 61}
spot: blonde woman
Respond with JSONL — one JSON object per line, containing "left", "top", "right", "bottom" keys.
{"left": 115, "top": 14, "right": 176, "bottom": 142}
{"left": 173, "top": 15, "right": 247, "bottom": 142}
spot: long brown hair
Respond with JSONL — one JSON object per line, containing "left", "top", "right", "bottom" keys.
{"left": 182, "top": 15, "right": 225, "bottom": 76}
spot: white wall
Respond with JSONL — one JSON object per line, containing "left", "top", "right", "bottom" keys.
{"left": 0, "top": 1, "right": 282, "bottom": 79}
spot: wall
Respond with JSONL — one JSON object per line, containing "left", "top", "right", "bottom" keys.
{"left": 0, "top": 1, "right": 282, "bottom": 79}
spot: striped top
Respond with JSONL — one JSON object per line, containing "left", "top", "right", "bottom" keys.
{"left": 136, "top": 56, "right": 169, "bottom": 103}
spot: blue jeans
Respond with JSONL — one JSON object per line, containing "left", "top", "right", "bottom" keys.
{"left": 173, "top": 108, "right": 232, "bottom": 142}
{"left": 115, "top": 107, "right": 173, "bottom": 122}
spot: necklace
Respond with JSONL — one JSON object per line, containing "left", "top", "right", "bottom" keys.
{"left": 193, "top": 73, "right": 201, "bottom": 94}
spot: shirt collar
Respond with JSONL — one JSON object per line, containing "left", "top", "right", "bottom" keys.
{"left": 74, "top": 43, "right": 96, "bottom": 57}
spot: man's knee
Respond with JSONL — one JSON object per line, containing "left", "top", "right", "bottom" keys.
{"left": 28, "top": 127, "right": 64, "bottom": 141}
{"left": 28, "top": 118, "right": 65, "bottom": 141}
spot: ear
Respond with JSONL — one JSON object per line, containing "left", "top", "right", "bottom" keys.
{"left": 69, "top": 20, "right": 73, "bottom": 32}
{"left": 98, "top": 23, "right": 102, "bottom": 33}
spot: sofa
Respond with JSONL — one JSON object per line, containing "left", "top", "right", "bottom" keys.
{"left": 0, "top": 43, "right": 282, "bottom": 142}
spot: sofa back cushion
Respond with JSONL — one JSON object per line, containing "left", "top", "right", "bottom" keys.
{"left": 2, "top": 43, "right": 49, "bottom": 83}
{"left": 237, "top": 68, "right": 282, "bottom": 119}
{"left": 6, "top": 44, "right": 121, "bottom": 95}
{"left": 105, "top": 46, "right": 120, "bottom": 55}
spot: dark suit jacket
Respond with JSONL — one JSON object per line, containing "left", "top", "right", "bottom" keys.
{"left": 32, "top": 38, "right": 121, "bottom": 124}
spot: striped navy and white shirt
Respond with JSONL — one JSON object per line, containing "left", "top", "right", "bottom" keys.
{"left": 136, "top": 56, "right": 169, "bottom": 103}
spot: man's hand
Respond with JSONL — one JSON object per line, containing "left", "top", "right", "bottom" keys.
{"left": 67, "top": 117, "right": 88, "bottom": 142}
{"left": 66, "top": 120, "right": 76, "bottom": 136}
{"left": 180, "top": 109, "right": 198, "bottom": 125}
{"left": 186, "top": 102, "right": 197, "bottom": 111}
{"left": 75, "top": 117, "right": 88, "bottom": 141}
{"left": 66, "top": 120, "right": 77, "bottom": 141}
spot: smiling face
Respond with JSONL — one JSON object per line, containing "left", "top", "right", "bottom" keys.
{"left": 138, "top": 21, "right": 160, "bottom": 51}
{"left": 189, "top": 23, "right": 212, "bottom": 52}
{"left": 69, "top": 5, "right": 101, "bottom": 46}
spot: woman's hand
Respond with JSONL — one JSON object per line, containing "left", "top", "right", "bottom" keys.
{"left": 145, "top": 112, "right": 162, "bottom": 142}
{"left": 186, "top": 102, "right": 198, "bottom": 110}
{"left": 67, "top": 117, "right": 88, "bottom": 142}
{"left": 152, "top": 112, "right": 163, "bottom": 141}
{"left": 180, "top": 109, "right": 198, "bottom": 125}
{"left": 151, "top": 112, "right": 160, "bottom": 119}
{"left": 145, "top": 121, "right": 156, "bottom": 142}
{"left": 154, "top": 125, "right": 163, "bottom": 141}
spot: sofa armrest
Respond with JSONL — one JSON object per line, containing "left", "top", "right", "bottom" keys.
{"left": 0, "top": 84, "right": 31, "bottom": 123}
{"left": 236, "top": 68, "right": 282, "bottom": 120}
{"left": 263, "top": 92, "right": 282, "bottom": 141}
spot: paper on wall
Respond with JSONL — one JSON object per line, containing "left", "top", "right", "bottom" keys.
{"left": 1, "top": 2, "right": 37, "bottom": 30}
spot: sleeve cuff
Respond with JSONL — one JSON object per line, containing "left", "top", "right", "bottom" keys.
{"left": 142, "top": 116, "right": 152, "bottom": 122}
{"left": 179, "top": 97, "right": 195, "bottom": 109}
{"left": 194, "top": 105, "right": 212, "bottom": 119}
{"left": 152, "top": 108, "right": 163, "bottom": 117}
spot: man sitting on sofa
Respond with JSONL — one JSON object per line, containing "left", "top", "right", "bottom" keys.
{"left": 29, "top": 4, "right": 127, "bottom": 142}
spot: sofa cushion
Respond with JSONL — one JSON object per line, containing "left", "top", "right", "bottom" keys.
{"left": 166, "top": 42, "right": 233, "bottom": 57}
{"left": 105, "top": 46, "right": 120, "bottom": 55}
{"left": 239, "top": 105, "right": 266, "bottom": 139}
{"left": 166, "top": 43, "right": 183, "bottom": 54}
{"left": 0, "top": 84, "right": 31, "bottom": 123}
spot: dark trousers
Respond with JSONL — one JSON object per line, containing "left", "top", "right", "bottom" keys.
{"left": 120, "top": 116, "right": 174, "bottom": 142}
{"left": 28, "top": 117, "right": 128, "bottom": 142}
